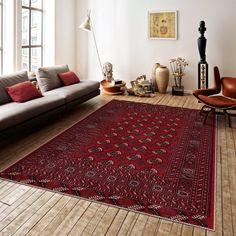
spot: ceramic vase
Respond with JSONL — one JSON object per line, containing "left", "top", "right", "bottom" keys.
{"left": 155, "top": 66, "right": 169, "bottom": 93}
{"left": 152, "top": 63, "right": 160, "bottom": 92}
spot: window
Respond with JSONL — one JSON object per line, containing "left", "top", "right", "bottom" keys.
{"left": 22, "top": 0, "right": 43, "bottom": 72}
{"left": 0, "top": 0, "right": 3, "bottom": 73}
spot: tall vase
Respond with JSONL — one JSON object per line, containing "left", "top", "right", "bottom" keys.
{"left": 155, "top": 66, "right": 169, "bottom": 93}
{"left": 152, "top": 63, "right": 160, "bottom": 92}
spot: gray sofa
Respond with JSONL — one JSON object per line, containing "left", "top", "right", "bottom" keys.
{"left": 0, "top": 65, "right": 100, "bottom": 138}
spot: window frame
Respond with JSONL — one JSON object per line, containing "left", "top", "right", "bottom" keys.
{"left": 21, "top": 0, "right": 43, "bottom": 72}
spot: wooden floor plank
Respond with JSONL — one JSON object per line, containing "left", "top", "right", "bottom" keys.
{"left": 129, "top": 214, "right": 149, "bottom": 236}
{"left": 91, "top": 207, "right": 119, "bottom": 236}
{"left": 154, "top": 220, "right": 172, "bottom": 236}
{"left": 0, "top": 184, "right": 31, "bottom": 205}
{"left": 116, "top": 211, "right": 138, "bottom": 236}
{"left": 26, "top": 195, "right": 71, "bottom": 235}
{"left": 181, "top": 224, "right": 194, "bottom": 236}
{"left": 105, "top": 209, "right": 128, "bottom": 236}
{"left": 13, "top": 193, "right": 63, "bottom": 236}
{"left": 0, "top": 188, "right": 45, "bottom": 231}
{"left": 193, "top": 227, "right": 206, "bottom": 236}
{"left": 207, "top": 117, "right": 223, "bottom": 236}
{"left": 0, "top": 180, "right": 10, "bottom": 193}
{"left": 67, "top": 202, "right": 100, "bottom": 235}
{"left": 0, "top": 191, "right": 54, "bottom": 235}
{"left": 168, "top": 222, "right": 183, "bottom": 236}
{"left": 0, "top": 202, "right": 8, "bottom": 215}
{"left": 79, "top": 204, "right": 108, "bottom": 236}
{"left": 51, "top": 199, "right": 91, "bottom": 236}
{"left": 225, "top": 124, "right": 236, "bottom": 235}
{"left": 0, "top": 188, "right": 36, "bottom": 216}
{"left": 41, "top": 197, "right": 79, "bottom": 235}
{"left": 140, "top": 216, "right": 160, "bottom": 236}
{"left": 0, "top": 181, "right": 16, "bottom": 198}
{"left": 219, "top": 120, "right": 234, "bottom": 236}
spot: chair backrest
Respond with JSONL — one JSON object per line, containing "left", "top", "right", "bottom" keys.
{"left": 222, "top": 77, "right": 236, "bottom": 99}
{"left": 213, "top": 66, "right": 222, "bottom": 94}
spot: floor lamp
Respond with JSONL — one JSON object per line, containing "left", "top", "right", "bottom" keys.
{"left": 79, "top": 11, "right": 103, "bottom": 76}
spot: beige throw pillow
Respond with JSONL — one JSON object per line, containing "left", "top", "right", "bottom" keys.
{"left": 36, "top": 64, "right": 69, "bottom": 93}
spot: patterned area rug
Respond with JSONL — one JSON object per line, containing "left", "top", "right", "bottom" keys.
{"left": 0, "top": 100, "right": 216, "bottom": 229}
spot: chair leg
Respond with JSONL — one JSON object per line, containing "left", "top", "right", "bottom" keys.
{"left": 203, "top": 108, "right": 215, "bottom": 124}
{"left": 223, "top": 110, "right": 231, "bottom": 128}
{"left": 200, "top": 105, "right": 208, "bottom": 115}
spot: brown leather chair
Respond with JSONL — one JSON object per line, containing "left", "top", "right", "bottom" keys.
{"left": 192, "top": 66, "right": 236, "bottom": 127}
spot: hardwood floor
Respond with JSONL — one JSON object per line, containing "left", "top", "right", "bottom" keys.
{"left": 0, "top": 93, "right": 235, "bottom": 236}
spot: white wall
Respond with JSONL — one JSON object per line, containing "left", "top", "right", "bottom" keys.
{"left": 76, "top": 0, "right": 236, "bottom": 91}
{"left": 54, "top": 0, "right": 76, "bottom": 71}
{"left": 75, "top": 0, "right": 89, "bottom": 78}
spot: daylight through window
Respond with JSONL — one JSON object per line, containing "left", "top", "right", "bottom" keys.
{"left": 22, "top": 0, "right": 43, "bottom": 72}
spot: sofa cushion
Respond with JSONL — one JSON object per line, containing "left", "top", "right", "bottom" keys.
{"left": 6, "top": 81, "right": 42, "bottom": 103}
{"left": 36, "top": 64, "right": 69, "bottom": 93}
{"left": 43, "top": 80, "right": 100, "bottom": 103}
{"left": 58, "top": 71, "right": 80, "bottom": 86}
{"left": 0, "top": 94, "right": 65, "bottom": 131}
{"left": 0, "top": 71, "right": 28, "bottom": 105}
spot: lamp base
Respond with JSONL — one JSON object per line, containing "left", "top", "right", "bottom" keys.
{"left": 172, "top": 86, "right": 184, "bottom": 96}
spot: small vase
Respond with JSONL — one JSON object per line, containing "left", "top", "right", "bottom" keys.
{"left": 155, "top": 66, "right": 169, "bottom": 93}
{"left": 152, "top": 63, "right": 160, "bottom": 92}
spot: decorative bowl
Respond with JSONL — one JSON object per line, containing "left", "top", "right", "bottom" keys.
{"left": 101, "top": 80, "right": 126, "bottom": 95}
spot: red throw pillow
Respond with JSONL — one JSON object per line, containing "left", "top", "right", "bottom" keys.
{"left": 58, "top": 71, "right": 80, "bottom": 86}
{"left": 6, "top": 81, "right": 42, "bottom": 103}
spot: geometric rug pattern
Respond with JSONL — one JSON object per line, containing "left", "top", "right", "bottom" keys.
{"left": 0, "top": 100, "right": 216, "bottom": 229}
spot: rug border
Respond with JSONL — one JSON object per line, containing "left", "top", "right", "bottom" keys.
{"left": 0, "top": 99, "right": 217, "bottom": 231}
{"left": 0, "top": 174, "right": 215, "bottom": 231}
{"left": 212, "top": 114, "right": 217, "bottom": 232}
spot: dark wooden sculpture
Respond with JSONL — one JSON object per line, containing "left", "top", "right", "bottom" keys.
{"left": 198, "top": 21, "right": 208, "bottom": 89}
{"left": 198, "top": 21, "right": 207, "bottom": 62}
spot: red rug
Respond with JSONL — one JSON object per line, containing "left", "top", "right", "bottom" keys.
{"left": 0, "top": 100, "right": 216, "bottom": 229}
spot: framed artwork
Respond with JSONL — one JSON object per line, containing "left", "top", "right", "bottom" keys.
{"left": 148, "top": 11, "right": 178, "bottom": 40}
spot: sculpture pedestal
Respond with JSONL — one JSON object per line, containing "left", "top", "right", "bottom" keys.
{"left": 198, "top": 62, "right": 208, "bottom": 89}
{"left": 172, "top": 86, "right": 184, "bottom": 96}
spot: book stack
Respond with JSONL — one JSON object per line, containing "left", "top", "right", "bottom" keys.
{"left": 111, "top": 80, "right": 122, "bottom": 85}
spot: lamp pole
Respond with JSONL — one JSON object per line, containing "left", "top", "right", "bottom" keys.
{"left": 90, "top": 23, "right": 103, "bottom": 74}
{"left": 80, "top": 11, "right": 104, "bottom": 77}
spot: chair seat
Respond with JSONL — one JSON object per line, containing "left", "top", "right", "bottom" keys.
{"left": 192, "top": 66, "right": 236, "bottom": 127}
{"left": 199, "top": 95, "right": 236, "bottom": 108}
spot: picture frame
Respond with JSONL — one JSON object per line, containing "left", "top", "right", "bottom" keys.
{"left": 148, "top": 11, "right": 178, "bottom": 40}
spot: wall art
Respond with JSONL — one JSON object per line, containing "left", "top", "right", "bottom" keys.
{"left": 148, "top": 11, "right": 178, "bottom": 40}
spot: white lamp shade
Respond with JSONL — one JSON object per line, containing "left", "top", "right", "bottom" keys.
{"left": 80, "top": 16, "right": 91, "bottom": 31}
